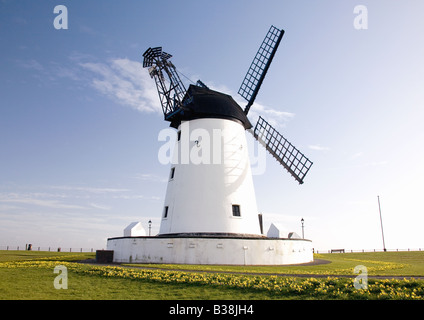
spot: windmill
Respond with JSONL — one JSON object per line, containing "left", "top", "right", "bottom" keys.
{"left": 142, "top": 25, "right": 313, "bottom": 237}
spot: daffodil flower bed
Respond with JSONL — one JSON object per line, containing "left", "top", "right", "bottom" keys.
{"left": 127, "top": 256, "right": 408, "bottom": 276}
{"left": 1, "top": 259, "right": 423, "bottom": 300}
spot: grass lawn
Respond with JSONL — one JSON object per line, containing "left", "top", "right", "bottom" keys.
{"left": 0, "top": 251, "right": 280, "bottom": 300}
{"left": 0, "top": 265, "right": 268, "bottom": 300}
{"left": 1, "top": 250, "right": 423, "bottom": 300}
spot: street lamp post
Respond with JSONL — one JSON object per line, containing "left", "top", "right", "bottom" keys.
{"left": 148, "top": 220, "right": 152, "bottom": 236}
{"left": 301, "top": 218, "right": 304, "bottom": 239}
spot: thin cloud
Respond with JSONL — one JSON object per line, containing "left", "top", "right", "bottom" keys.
{"left": 79, "top": 58, "right": 160, "bottom": 113}
{"left": 16, "top": 59, "right": 44, "bottom": 71}
{"left": 358, "top": 160, "right": 389, "bottom": 168}
{"left": 134, "top": 173, "right": 167, "bottom": 183}
{"left": 90, "top": 203, "right": 111, "bottom": 211}
{"left": 73, "top": 56, "right": 294, "bottom": 128}
{"left": 308, "top": 144, "right": 330, "bottom": 151}
{"left": 207, "top": 81, "right": 295, "bottom": 129}
{"left": 0, "top": 185, "right": 132, "bottom": 211}
{"left": 352, "top": 152, "right": 364, "bottom": 158}
{"left": 0, "top": 197, "right": 85, "bottom": 210}
{"left": 49, "top": 185, "right": 130, "bottom": 194}
{"left": 247, "top": 103, "right": 295, "bottom": 129}
{"left": 47, "top": 184, "right": 161, "bottom": 201}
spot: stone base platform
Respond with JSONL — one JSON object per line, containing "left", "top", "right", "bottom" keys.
{"left": 106, "top": 235, "right": 313, "bottom": 265}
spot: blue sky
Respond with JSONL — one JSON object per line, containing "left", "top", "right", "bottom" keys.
{"left": 1, "top": 0, "right": 423, "bottom": 251}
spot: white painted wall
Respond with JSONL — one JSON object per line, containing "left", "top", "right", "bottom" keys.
{"left": 123, "top": 222, "right": 146, "bottom": 237}
{"left": 159, "top": 118, "right": 261, "bottom": 236}
{"left": 107, "top": 237, "right": 313, "bottom": 265}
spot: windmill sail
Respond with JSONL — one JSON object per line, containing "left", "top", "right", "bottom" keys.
{"left": 238, "top": 25, "right": 284, "bottom": 115}
{"left": 142, "top": 47, "right": 187, "bottom": 121}
{"left": 252, "top": 116, "right": 313, "bottom": 184}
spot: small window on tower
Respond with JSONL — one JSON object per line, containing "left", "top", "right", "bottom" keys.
{"left": 232, "top": 205, "right": 241, "bottom": 217}
{"left": 177, "top": 130, "right": 181, "bottom": 141}
{"left": 169, "top": 167, "right": 175, "bottom": 180}
{"left": 163, "top": 206, "right": 169, "bottom": 218}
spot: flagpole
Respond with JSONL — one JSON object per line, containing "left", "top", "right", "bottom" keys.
{"left": 377, "top": 195, "right": 387, "bottom": 252}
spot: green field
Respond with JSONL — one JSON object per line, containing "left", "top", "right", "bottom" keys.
{"left": 1, "top": 250, "right": 423, "bottom": 300}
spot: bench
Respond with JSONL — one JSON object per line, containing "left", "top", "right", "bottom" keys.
{"left": 330, "top": 249, "right": 345, "bottom": 253}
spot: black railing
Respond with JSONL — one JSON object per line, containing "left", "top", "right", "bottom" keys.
{"left": 0, "top": 245, "right": 99, "bottom": 252}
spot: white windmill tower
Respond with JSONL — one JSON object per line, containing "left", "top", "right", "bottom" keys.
{"left": 107, "top": 26, "right": 314, "bottom": 265}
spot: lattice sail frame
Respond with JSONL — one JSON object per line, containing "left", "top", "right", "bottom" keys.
{"left": 238, "top": 25, "right": 284, "bottom": 115}
{"left": 142, "top": 47, "right": 187, "bottom": 120}
{"left": 253, "top": 116, "right": 313, "bottom": 184}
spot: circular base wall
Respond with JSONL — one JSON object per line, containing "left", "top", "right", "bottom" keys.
{"left": 107, "top": 236, "right": 313, "bottom": 265}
